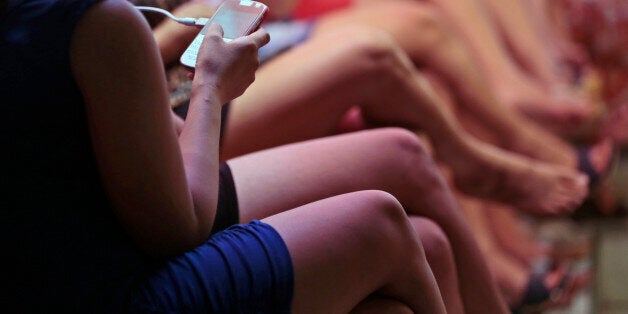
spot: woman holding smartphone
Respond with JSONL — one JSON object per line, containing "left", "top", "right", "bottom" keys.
{"left": 2, "top": 0, "right": 451, "bottom": 312}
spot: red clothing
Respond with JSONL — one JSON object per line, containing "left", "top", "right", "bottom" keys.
{"left": 293, "top": 0, "right": 352, "bottom": 19}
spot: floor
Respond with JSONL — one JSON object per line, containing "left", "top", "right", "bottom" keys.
{"left": 545, "top": 150, "right": 628, "bottom": 314}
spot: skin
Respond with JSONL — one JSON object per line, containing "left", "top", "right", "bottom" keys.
{"left": 70, "top": 0, "right": 447, "bottom": 312}
{"left": 156, "top": 1, "right": 610, "bottom": 177}
{"left": 477, "top": 0, "right": 575, "bottom": 86}
{"left": 227, "top": 128, "right": 509, "bottom": 313}
{"left": 456, "top": 192, "right": 592, "bottom": 310}
{"left": 222, "top": 23, "right": 588, "bottom": 216}
{"left": 303, "top": 2, "right": 591, "bottom": 164}
{"left": 144, "top": 1, "right": 600, "bottom": 311}
{"left": 264, "top": 0, "right": 603, "bottom": 137}
{"left": 149, "top": 4, "right": 502, "bottom": 312}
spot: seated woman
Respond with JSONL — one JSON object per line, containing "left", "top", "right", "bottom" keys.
{"left": 2, "top": 0, "right": 460, "bottom": 312}
{"left": 150, "top": 3, "right": 595, "bottom": 308}
{"left": 137, "top": 0, "right": 612, "bottom": 310}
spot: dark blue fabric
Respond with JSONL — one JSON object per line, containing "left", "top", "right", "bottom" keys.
{"left": 1, "top": 1, "right": 293, "bottom": 312}
{"left": 1, "top": 1, "right": 146, "bottom": 312}
{"left": 129, "top": 220, "right": 294, "bottom": 314}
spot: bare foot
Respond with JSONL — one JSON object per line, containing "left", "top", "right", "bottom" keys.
{"left": 494, "top": 74, "right": 605, "bottom": 140}
{"left": 576, "top": 138, "right": 615, "bottom": 188}
{"left": 496, "top": 114, "right": 577, "bottom": 166}
{"left": 439, "top": 136, "right": 589, "bottom": 216}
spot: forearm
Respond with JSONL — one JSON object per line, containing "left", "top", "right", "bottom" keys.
{"left": 178, "top": 79, "right": 224, "bottom": 237}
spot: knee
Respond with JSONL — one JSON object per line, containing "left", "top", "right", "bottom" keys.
{"left": 358, "top": 190, "right": 408, "bottom": 227}
{"left": 390, "top": 2, "right": 452, "bottom": 47}
{"left": 375, "top": 128, "right": 445, "bottom": 188}
{"left": 356, "top": 190, "right": 422, "bottom": 251}
{"left": 377, "top": 128, "right": 432, "bottom": 163}
{"left": 334, "top": 26, "right": 413, "bottom": 78}
{"left": 414, "top": 218, "right": 455, "bottom": 271}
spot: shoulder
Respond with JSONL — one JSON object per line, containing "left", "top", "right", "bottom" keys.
{"left": 71, "top": 0, "right": 159, "bottom": 76}
{"left": 77, "top": 0, "right": 150, "bottom": 33}
{"left": 70, "top": 0, "right": 167, "bottom": 110}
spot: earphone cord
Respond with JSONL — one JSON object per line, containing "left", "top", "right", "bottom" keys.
{"left": 135, "top": 6, "right": 209, "bottom": 26}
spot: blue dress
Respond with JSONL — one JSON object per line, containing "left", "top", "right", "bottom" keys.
{"left": 1, "top": 0, "right": 293, "bottom": 312}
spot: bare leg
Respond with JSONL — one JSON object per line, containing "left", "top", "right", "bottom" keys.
{"left": 484, "top": 203, "right": 548, "bottom": 266}
{"left": 477, "top": 0, "right": 607, "bottom": 141}
{"left": 261, "top": 190, "right": 445, "bottom": 313}
{"left": 478, "top": 0, "right": 574, "bottom": 87}
{"left": 229, "top": 128, "right": 510, "bottom": 312}
{"left": 225, "top": 26, "right": 588, "bottom": 214}
{"left": 456, "top": 192, "right": 592, "bottom": 309}
{"left": 410, "top": 216, "right": 465, "bottom": 314}
{"left": 456, "top": 192, "right": 529, "bottom": 306}
{"left": 401, "top": 0, "right": 600, "bottom": 135}
{"left": 310, "top": 2, "right": 592, "bottom": 165}
{"left": 350, "top": 297, "right": 413, "bottom": 314}
{"left": 529, "top": 0, "right": 590, "bottom": 69}
{"left": 350, "top": 218, "right": 464, "bottom": 313}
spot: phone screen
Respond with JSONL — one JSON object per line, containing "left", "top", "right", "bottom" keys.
{"left": 211, "top": 10, "right": 257, "bottom": 39}
{"left": 180, "top": 0, "right": 268, "bottom": 69}
{"left": 205, "top": 1, "right": 266, "bottom": 40}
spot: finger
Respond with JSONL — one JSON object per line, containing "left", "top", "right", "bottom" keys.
{"left": 205, "top": 22, "right": 224, "bottom": 38}
{"left": 247, "top": 27, "right": 270, "bottom": 48}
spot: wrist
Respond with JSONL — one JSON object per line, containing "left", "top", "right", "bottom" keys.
{"left": 190, "top": 78, "right": 225, "bottom": 106}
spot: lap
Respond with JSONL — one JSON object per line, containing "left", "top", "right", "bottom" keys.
{"left": 127, "top": 220, "right": 293, "bottom": 313}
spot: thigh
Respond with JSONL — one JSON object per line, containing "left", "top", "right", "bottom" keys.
{"left": 227, "top": 128, "right": 432, "bottom": 223}
{"left": 261, "top": 190, "right": 437, "bottom": 313}
{"left": 225, "top": 25, "right": 392, "bottom": 158}
{"left": 128, "top": 221, "right": 293, "bottom": 313}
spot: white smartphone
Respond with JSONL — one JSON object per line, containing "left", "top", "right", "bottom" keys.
{"left": 180, "top": 0, "right": 269, "bottom": 69}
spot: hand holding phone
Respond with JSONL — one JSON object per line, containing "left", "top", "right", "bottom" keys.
{"left": 180, "top": 0, "right": 269, "bottom": 69}
{"left": 190, "top": 23, "right": 270, "bottom": 104}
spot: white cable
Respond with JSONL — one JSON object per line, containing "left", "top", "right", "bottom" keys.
{"left": 135, "top": 6, "right": 209, "bottom": 26}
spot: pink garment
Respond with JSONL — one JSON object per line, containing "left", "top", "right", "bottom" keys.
{"left": 293, "top": 0, "right": 353, "bottom": 19}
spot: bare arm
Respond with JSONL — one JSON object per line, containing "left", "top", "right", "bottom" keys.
{"left": 70, "top": 0, "right": 267, "bottom": 257}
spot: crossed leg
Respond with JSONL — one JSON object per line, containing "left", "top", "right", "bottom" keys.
{"left": 228, "top": 128, "right": 510, "bottom": 313}
{"left": 224, "top": 25, "right": 588, "bottom": 215}
{"left": 309, "top": 2, "right": 600, "bottom": 163}
{"left": 261, "top": 190, "right": 446, "bottom": 313}
{"left": 476, "top": 0, "right": 582, "bottom": 86}
{"left": 406, "top": 0, "right": 601, "bottom": 132}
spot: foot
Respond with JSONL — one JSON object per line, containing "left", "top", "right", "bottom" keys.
{"left": 510, "top": 262, "right": 592, "bottom": 313}
{"left": 495, "top": 74, "right": 605, "bottom": 140}
{"left": 576, "top": 138, "right": 616, "bottom": 188}
{"left": 440, "top": 137, "right": 589, "bottom": 216}
{"left": 576, "top": 139, "right": 624, "bottom": 217}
